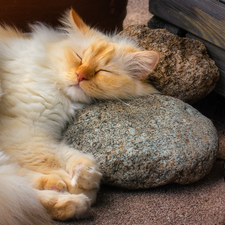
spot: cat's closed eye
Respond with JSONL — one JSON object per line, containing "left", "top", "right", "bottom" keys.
{"left": 95, "top": 69, "right": 112, "bottom": 75}
{"left": 75, "top": 53, "right": 82, "bottom": 63}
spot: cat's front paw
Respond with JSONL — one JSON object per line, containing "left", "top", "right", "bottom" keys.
{"left": 71, "top": 163, "right": 102, "bottom": 190}
{"left": 65, "top": 153, "right": 102, "bottom": 203}
{"left": 41, "top": 192, "right": 91, "bottom": 221}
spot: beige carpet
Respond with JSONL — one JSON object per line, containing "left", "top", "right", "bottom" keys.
{"left": 123, "top": 0, "right": 152, "bottom": 28}
{"left": 60, "top": 161, "right": 225, "bottom": 225}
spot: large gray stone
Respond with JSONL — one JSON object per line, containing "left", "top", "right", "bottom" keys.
{"left": 64, "top": 94, "right": 218, "bottom": 189}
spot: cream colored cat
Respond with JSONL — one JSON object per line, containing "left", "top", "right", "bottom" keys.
{"left": 0, "top": 9, "right": 159, "bottom": 225}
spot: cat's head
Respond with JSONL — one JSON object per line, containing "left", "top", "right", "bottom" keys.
{"left": 56, "top": 9, "right": 160, "bottom": 103}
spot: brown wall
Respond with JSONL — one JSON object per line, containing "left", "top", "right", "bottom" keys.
{"left": 0, "top": 0, "right": 128, "bottom": 33}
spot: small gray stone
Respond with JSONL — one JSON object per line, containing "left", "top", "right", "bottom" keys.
{"left": 64, "top": 94, "right": 218, "bottom": 189}
{"left": 119, "top": 25, "right": 220, "bottom": 104}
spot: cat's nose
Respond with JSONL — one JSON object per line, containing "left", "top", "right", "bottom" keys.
{"left": 76, "top": 72, "right": 88, "bottom": 83}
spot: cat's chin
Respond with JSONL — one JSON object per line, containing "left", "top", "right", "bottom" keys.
{"left": 64, "top": 85, "right": 92, "bottom": 103}
{"left": 69, "top": 84, "right": 81, "bottom": 89}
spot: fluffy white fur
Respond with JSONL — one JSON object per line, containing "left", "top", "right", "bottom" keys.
{"left": 0, "top": 152, "right": 52, "bottom": 225}
{"left": 0, "top": 9, "right": 159, "bottom": 224}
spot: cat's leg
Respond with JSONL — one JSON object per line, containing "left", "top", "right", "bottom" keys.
{"left": 29, "top": 158, "right": 101, "bottom": 204}
{"left": 29, "top": 171, "right": 69, "bottom": 192}
{"left": 17, "top": 167, "right": 91, "bottom": 221}
{"left": 26, "top": 163, "right": 99, "bottom": 202}
{"left": 8, "top": 133, "right": 101, "bottom": 203}
{"left": 61, "top": 146, "right": 102, "bottom": 204}
{"left": 26, "top": 166, "right": 96, "bottom": 220}
{"left": 36, "top": 189, "right": 90, "bottom": 221}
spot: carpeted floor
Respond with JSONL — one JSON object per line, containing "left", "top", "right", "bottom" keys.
{"left": 60, "top": 161, "right": 225, "bottom": 225}
{"left": 59, "top": 0, "right": 225, "bottom": 224}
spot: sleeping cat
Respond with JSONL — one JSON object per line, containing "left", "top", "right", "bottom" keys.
{"left": 0, "top": 9, "right": 159, "bottom": 225}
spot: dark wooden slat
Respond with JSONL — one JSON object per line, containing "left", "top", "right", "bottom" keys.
{"left": 149, "top": 0, "right": 225, "bottom": 50}
{"left": 214, "top": 68, "right": 225, "bottom": 97}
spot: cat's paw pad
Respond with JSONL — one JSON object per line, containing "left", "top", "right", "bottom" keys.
{"left": 71, "top": 163, "right": 102, "bottom": 190}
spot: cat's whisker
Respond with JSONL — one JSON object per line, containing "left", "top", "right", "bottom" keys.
{"left": 108, "top": 94, "right": 134, "bottom": 108}
{"left": 94, "top": 89, "right": 135, "bottom": 108}
{"left": 92, "top": 97, "right": 103, "bottom": 104}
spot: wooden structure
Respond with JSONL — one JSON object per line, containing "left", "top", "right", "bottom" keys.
{"left": 149, "top": 0, "right": 225, "bottom": 97}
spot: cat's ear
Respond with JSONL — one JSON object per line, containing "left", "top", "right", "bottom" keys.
{"left": 62, "top": 8, "right": 89, "bottom": 34}
{"left": 70, "top": 8, "right": 88, "bottom": 33}
{"left": 129, "top": 51, "right": 159, "bottom": 81}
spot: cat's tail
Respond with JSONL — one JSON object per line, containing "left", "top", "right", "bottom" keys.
{"left": 0, "top": 153, "right": 52, "bottom": 225}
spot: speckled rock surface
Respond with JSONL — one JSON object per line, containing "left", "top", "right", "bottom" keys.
{"left": 119, "top": 25, "right": 220, "bottom": 104}
{"left": 64, "top": 94, "right": 218, "bottom": 189}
